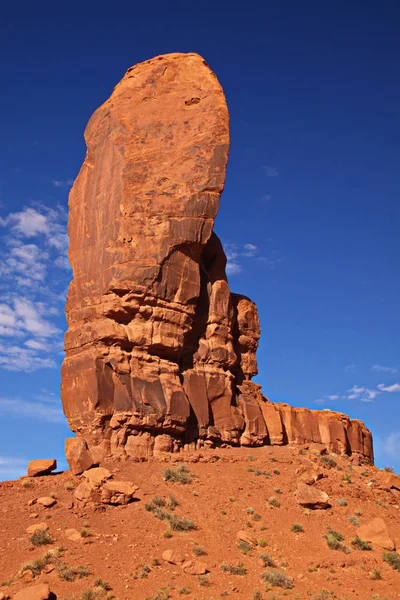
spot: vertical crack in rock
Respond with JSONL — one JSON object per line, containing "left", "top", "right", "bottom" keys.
{"left": 62, "top": 52, "right": 374, "bottom": 466}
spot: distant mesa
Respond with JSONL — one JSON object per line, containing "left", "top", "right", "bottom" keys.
{"left": 60, "top": 52, "right": 373, "bottom": 469}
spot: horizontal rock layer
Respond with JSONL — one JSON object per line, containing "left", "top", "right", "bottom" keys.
{"left": 61, "top": 52, "right": 373, "bottom": 467}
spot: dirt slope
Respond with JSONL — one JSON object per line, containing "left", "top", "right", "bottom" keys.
{"left": 0, "top": 445, "right": 399, "bottom": 600}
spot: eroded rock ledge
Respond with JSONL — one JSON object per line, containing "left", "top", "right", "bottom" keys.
{"left": 61, "top": 52, "right": 373, "bottom": 467}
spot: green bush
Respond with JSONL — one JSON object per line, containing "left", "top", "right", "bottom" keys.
{"left": 260, "top": 568, "right": 293, "bottom": 589}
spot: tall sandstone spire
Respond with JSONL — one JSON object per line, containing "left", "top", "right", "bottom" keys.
{"left": 62, "top": 53, "right": 373, "bottom": 467}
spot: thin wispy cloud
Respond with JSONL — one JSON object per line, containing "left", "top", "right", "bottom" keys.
{"left": 51, "top": 179, "right": 74, "bottom": 188}
{"left": 371, "top": 364, "right": 398, "bottom": 374}
{"left": 377, "top": 383, "right": 400, "bottom": 393}
{"left": 0, "top": 396, "right": 64, "bottom": 423}
{"left": 314, "top": 380, "right": 400, "bottom": 405}
{"left": 264, "top": 166, "right": 278, "bottom": 177}
{"left": 223, "top": 241, "right": 283, "bottom": 277}
{"left": 0, "top": 203, "right": 70, "bottom": 372}
{"left": 0, "top": 456, "right": 27, "bottom": 479}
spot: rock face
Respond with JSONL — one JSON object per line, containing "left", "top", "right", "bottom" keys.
{"left": 61, "top": 52, "right": 374, "bottom": 465}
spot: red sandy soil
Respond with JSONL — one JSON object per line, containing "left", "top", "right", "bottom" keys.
{"left": 0, "top": 445, "right": 399, "bottom": 600}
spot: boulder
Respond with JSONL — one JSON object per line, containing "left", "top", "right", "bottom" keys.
{"left": 27, "top": 459, "right": 56, "bottom": 477}
{"left": 82, "top": 467, "right": 111, "bottom": 487}
{"left": 358, "top": 518, "right": 395, "bottom": 550}
{"left": 65, "top": 528, "right": 83, "bottom": 542}
{"left": 100, "top": 480, "right": 138, "bottom": 505}
{"left": 37, "top": 497, "right": 57, "bottom": 508}
{"left": 65, "top": 438, "right": 93, "bottom": 475}
{"left": 14, "top": 584, "right": 51, "bottom": 600}
{"left": 380, "top": 471, "right": 400, "bottom": 491}
{"left": 26, "top": 522, "right": 49, "bottom": 535}
{"left": 181, "top": 560, "right": 207, "bottom": 575}
{"left": 296, "top": 483, "right": 331, "bottom": 509}
{"left": 162, "top": 549, "right": 185, "bottom": 565}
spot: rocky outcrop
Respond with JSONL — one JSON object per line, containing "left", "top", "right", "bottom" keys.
{"left": 61, "top": 52, "right": 373, "bottom": 466}
{"left": 27, "top": 459, "right": 56, "bottom": 477}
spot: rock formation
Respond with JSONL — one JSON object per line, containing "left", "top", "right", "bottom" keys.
{"left": 61, "top": 52, "right": 373, "bottom": 466}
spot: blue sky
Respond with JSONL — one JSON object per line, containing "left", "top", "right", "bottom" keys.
{"left": 1, "top": 0, "right": 399, "bottom": 479}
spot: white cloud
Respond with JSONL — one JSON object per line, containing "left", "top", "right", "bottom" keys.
{"left": 0, "top": 203, "right": 69, "bottom": 371}
{"left": 327, "top": 394, "right": 340, "bottom": 400}
{"left": 223, "top": 241, "right": 282, "bottom": 276}
{"left": 264, "top": 166, "right": 278, "bottom": 177}
{"left": 226, "top": 262, "right": 243, "bottom": 275}
{"left": 0, "top": 397, "right": 64, "bottom": 422}
{"left": 377, "top": 383, "right": 400, "bottom": 393}
{"left": 242, "top": 243, "right": 258, "bottom": 257}
{"left": 371, "top": 364, "right": 398, "bottom": 374}
{"left": 51, "top": 179, "right": 73, "bottom": 188}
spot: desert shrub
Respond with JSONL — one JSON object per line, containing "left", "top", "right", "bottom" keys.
{"left": 179, "top": 588, "right": 191, "bottom": 596}
{"left": 342, "top": 473, "right": 352, "bottom": 484}
{"left": 259, "top": 554, "right": 275, "bottom": 567}
{"left": 325, "top": 528, "right": 349, "bottom": 553}
{"left": 274, "top": 488, "right": 282, "bottom": 494}
{"left": 336, "top": 498, "right": 347, "bottom": 506}
{"left": 80, "top": 592, "right": 97, "bottom": 600}
{"left": 260, "top": 568, "right": 293, "bottom": 589}
{"left": 30, "top": 530, "right": 53, "bottom": 547}
{"left": 267, "top": 496, "right": 280, "bottom": 508}
{"left": 22, "top": 479, "right": 34, "bottom": 489}
{"left": 291, "top": 523, "right": 304, "bottom": 533}
{"left": 58, "top": 564, "right": 89, "bottom": 581}
{"left": 166, "top": 494, "right": 179, "bottom": 510}
{"left": 197, "top": 574, "right": 211, "bottom": 586}
{"left": 163, "top": 529, "right": 172, "bottom": 538}
{"left": 80, "top": 527, "right": 91, "bottom": 538}
{"left": 152, "top": 496, "right": 166, "bottom": 507}
{"left": 384, "top": 466, "right": 394, "bottom": 472}
{"left": 167, "top": 514, "right": 196, "bottom": 532}
{"left": 273, "top": 469, "right": 280, "bottom": 475}
{"left": 152, "top": 558, "right": 161, "bottom": 566}
{"left": 238, "top": 540, "right": 253, "bottom": 554}
{"left": 246, "top": 507, "right": 255, "bottom": 514}
{"left": 320, "top": 455, "right": 336, "bottom": 468}
{"left": 370, "top": 568, "right": 382, "bottom": 580}
{"left": 20, "top": 548, "right": 62, "bottom": 576}
{"left": 376, "top": 499, "right": 388, "bottom": 510}
{"left": 348, "top": 515, "right": 359, "bottom": 526}
{"left": 351, "top": 536, "right": 371, "bottom": 551}
{"left": 252, "top": 592, "right": 263, "bottom": 600}
{"left": 259, "top": 538, "right": 268, "bottom": 547}
{"left": 163, "top": 465, "right": 193, "bottom": 484}
{"left": 64, "top": 481, "right": 74, "bottom": 491}
{"left": 383, "top": 551, "right": 400, "bottom": 570}
{"left": 312, "top": 591, "right": 334, "bottom": 600}
{"left": 192, "top": 545, "right": 206, "bottom": 556}
{"left": 252, "top": 513, "right": 262, "bottom": 522}
{"left": 220, "top": 562, "right": 247, "bottom": 575}
{"left": 94, "top": 579, "right": 111, "bottom": 590}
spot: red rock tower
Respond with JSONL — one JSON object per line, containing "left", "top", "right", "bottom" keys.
{"left": 62, "top": 53, "right": 373, "bottom": 467}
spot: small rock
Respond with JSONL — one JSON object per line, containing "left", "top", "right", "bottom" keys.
{"left": 37, "top": 497, "right": 57, "bottom": 508}
{"left": 29, "top": 513, "right": 39, "bottom": 518}
{"left": 65, "top": 528, "right": 83, "bottom": 542}
{"left": 381, "top": 471, "right": 400, "bottom": 491}
{"left": 20, "top": 570, "right": 34, "bottom": 583}
{"left": 27, "top": 459, "right": 57, "bottom": 477}
{"left": 358, "top": 518, "right": 395, "bottom": 550}
{"left": 26, "top": 522, "right": 49, "bottom": 535}
{"left": 14, "top": 583, "right": 51, "bottom": 600}
{"left": 65, "top": 437, "right": 94, "bottom": 475}
{"left": 100, "top": 480, "right": 138, "bottom": 505}
{"left": 162, "top": 549, "right": 184, "bottom": 565}
{"left": 82, "top": 467, "right": 111, "bottom": 487}
{"left": 296, "top": 483, "right": 331, "bottom": 509}
{"left": 181, "top": 560, "right": 207, "bottom": 575}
